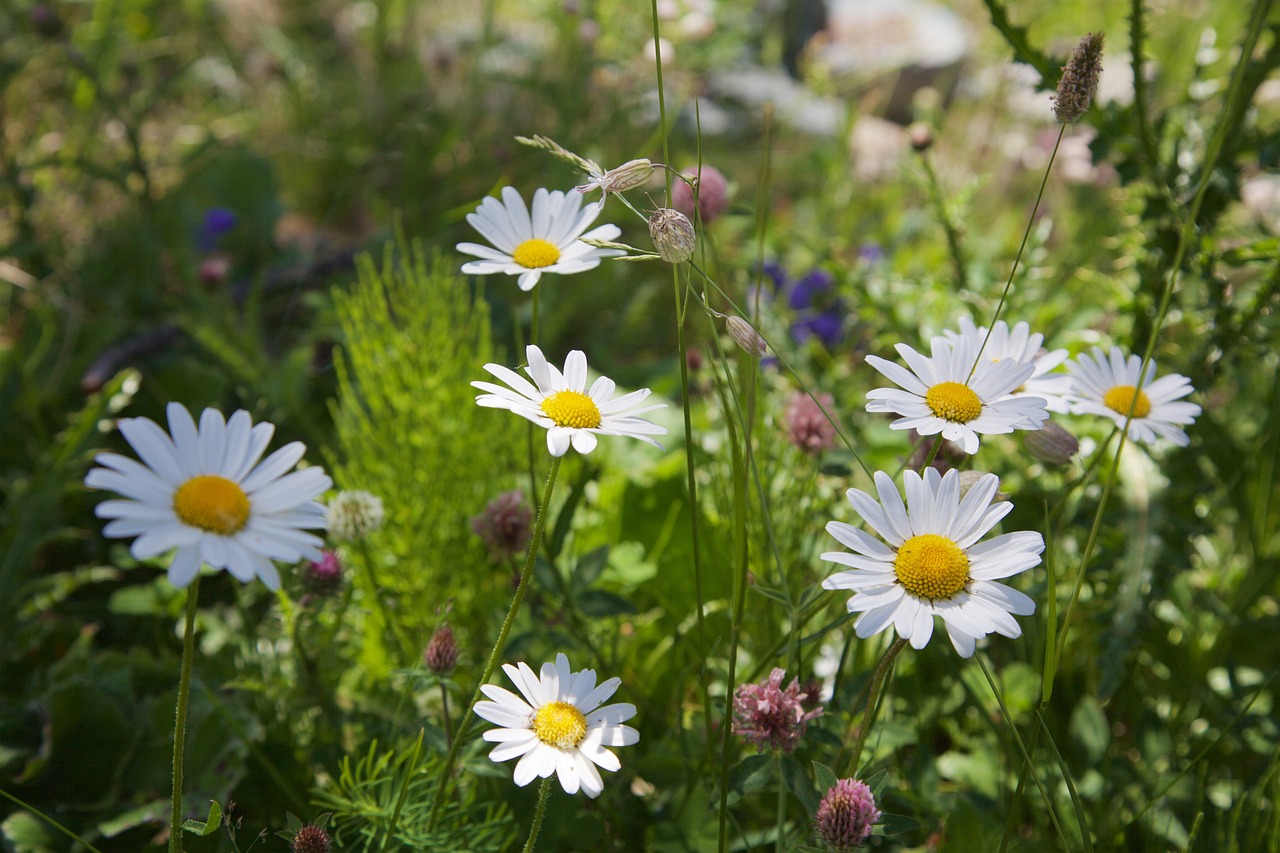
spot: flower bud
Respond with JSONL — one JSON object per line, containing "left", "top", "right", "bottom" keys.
{"left": 290, "top": 825, "right": 332, "bottom": 853}
{"left": 726, "top": 315, "right": 767, "bottom": 357}
{"left": 815, "top": 778, "right": 880, "bottom": 850}
{"left": 576, "top": 158, "right": 654, "bottom": 196}
{"left": 1052, "top": 33, "right": 1105, "bottom": 123}
{"left": 908, "top": 122, "right": 934, "bottom": 152}
{"left": 424, "top": 624, "right": 458, "bottom": 675}
{"left": 648, "top": 208, "right": 696, "bottom": 263}
{"left": 672, "top": 165, "right": 729, "bottom": 223}
{"left": 1023, "top": 420, "right": 1080, "bottom": 467}
{"left": 302, "top": 550, "right": 343, "bottom": 597}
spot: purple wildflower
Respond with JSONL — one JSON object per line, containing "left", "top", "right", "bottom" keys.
{"left": 785, "top": 391, "right": 838, "bottom": 454}
{"left": 815, "top": 778, "right": 880, "bottom": 850}
{"left": 732, "top": 668, "right": 823, "bottom": 753}
{"left": 470, "top": 490, "right": 533, "bottom": 561}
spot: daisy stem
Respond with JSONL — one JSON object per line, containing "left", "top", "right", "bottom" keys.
{"left": 846, "top": 637, "right": 906, "bottom": 777}
{"left": 917, "top": 147, "right": 967, "bottom": 293}
{"left": 169, "top": 576, "right": 200, "bottom": 853}
{"left": 427, "top": 455, "right": 563, "bottom": 830}
{"left": 522, "top": 778, "right": 554, "bottom": 853}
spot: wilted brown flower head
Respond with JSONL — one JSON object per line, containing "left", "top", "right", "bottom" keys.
{"left": 1053, "top": 33, "right": 1105, "bottom": 123}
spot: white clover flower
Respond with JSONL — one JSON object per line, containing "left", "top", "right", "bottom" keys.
{"left": 456, "top": 187, "right": 623, "bottom": 291}
{"left": 85, "top": 403, "right": 330, "bottom": 590}
{"left": 1065, "top": 347, "right": 1201, "bottom": 447}
{"left": 475, "top": 653, "right": 639, "bottom": 798}
{"left": 472, "top": 345, "right": 667, "bottom": 456}
{"left": 822, "top": 469, "right": 1043, "bottom": 657}
{"left": 326, "top": 490, "right": 384, "bottom": 542}
{"left": 941, "top": 317, "right": 1072, "bottom": 413}
{"left": 865, "top": 336, "right": 1049, "bottom": 454}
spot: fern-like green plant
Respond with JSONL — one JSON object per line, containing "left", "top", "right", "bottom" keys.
{"left": 330, "top": 242, "right": 523, "bottom": 673}
{"left": 311, "top": 736, "right": 517, "bottom": 852}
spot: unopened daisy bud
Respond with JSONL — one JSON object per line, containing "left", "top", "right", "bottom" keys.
{"left": 1052, "top": 33, "right": 1105, "bottom": 123}
{"left": 577, "top": 158, "right": 654, "bottom": 196}
{"left": 1023, "top": 420, "right": 1080, "bottom": 467}
{"left": 424, "top": 624, "right": 458, "bottom": 674}
{"left": 727, "top": 315, "right": 767, "bottom": 357}
{"left": 648, "top": 208, "right": 696, "bottom": 263}
{"left": 290, "top": 824, "right": 332, "bottom": 853}
{"left": 302, "top": 549, "right": 343, "bottom": 596}
{"left": 815, "top": 778, "right": 880, "bottom": 850}
{"left": 326, "top": 490, "right": 385, "bottom": 542}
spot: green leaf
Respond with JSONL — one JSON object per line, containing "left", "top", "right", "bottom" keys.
{"left": 811, "top": 760, "right": 839, "bottom": 795}
{"left": 1069, "top": 696, "right": 1110, "bottom": 766}
{"left": 875, "top": 811, "right": 922, "bottom": 836}
{"left": 181, "top": 800, "right": 222, "bottom": 836}
{"left": 571, "top": 546, "right": 610, "bottom": 590}
{"left": 577, "top": 589, "right": 638, "bottom": 617}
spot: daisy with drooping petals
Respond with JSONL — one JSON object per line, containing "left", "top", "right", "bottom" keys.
{"left": 941, "top": 317, "right": 1072, "bottom": 413}
{"left": 475, "top": 652, "right": 639, "bottom": 798}
{"left": 1065, "top": 347, "right": 1201, "bottom": 447}
{"left": 821, "top": 468, "right": 1043, "bottom": 657}
{"left": 473, "top": 345, "right": 667, "bottom": 456}
{"left": 456, "top": 187, "right": 624, "bottom": 291}
{"left": 85, "top": 402, "right": 330, "bottom": 591}
{"left": 865, "top": 337, "right": 1050, "bottom": 454}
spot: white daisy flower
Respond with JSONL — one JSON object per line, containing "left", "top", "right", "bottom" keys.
{"left": 475, "top": 652, "right": 639, "bottom": 798}
{"left": 865, "top": 337, "right": 1050, "bottom": 454}
{"left": 472, "top": 345, "right": 667, "bottom": 456}
{"left": 456, "top": 186, "right": 624, "bottom": 291}
{"left": 1065, "top": 347, "right": 1201, "bottom": 447}
{"left": 85, "top": 402, "right": 331, "bottom": 591}
{"left": 940, "top": 317, "right": 1072, "bottom": 413}
{"left": 821, "top": 468, "right": 1043, "bottom": 657}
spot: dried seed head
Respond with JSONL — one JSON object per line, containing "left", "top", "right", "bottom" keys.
{"left": 648, "top": 208, "right": 696, "bottom": 263}
{"left": 1053, "top": 33, "right": 1105, "bottom": 123}
{"left": 726, "top": 316, "right": 767, "bottom": 357}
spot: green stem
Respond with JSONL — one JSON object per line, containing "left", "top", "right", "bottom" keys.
{"left": 968, "top": 124, "right": 1065, "bottom": 381}
{"left": 358, "top": 537, "right": 409, "bottom": 661}
{"left": 846, "top": 638, "right": 907, "bottom": 776}
{"left": 919, "top": 151, "right": 967, "bottom": 292}
{"left": 377, "top": 728, "right": 424, "bottom": 853}
{"left": 0, "top": 787, "right": 107, "bottom": 853}
{"left": 428, "top": 455, "right": 563, "bottom": 829}
{"left": 170, "top": 576, "right": 201, "bottom": 853}
{"left": 439, "top": 680, "right": 454, "bottom": 749}
{"left": 522, "top": 778, "right": 554, "bottom": 853}
{"left": 774, "top": 753, "right": 787, "bottom": 853}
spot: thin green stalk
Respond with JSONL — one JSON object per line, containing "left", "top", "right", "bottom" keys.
{"left": 522, "top": 778, "right": 554, "bottom": 853}
{"left": 846, "top": 638, "right": 906, "bottom": 776}
{"left": 974, "top": 655, "right": 1076, "bottom": 852}
{"left": 0, "top": 787, "right": 107, "bottom": 853}
{"left": 774, "top": 753, "right": 787, "bottom": 853}
{"left": 357, "top": 537, "right": 409, "bottom": 661}
{"left": 170, "top": 576, "right": 201, "bottom": 853}
{"left": 918, "top": 151, "right": 967, "bottom": 292}
{"left": 439, "top": 681, "right": 454, "bottom": 748}
{"left": 428, "top": 455, "right": 563, "bottom": 829}
{"left": 377, "top": 728, "right": 424, "bottom": 853}
{"left": 969, "top": 124, "right": 1065, "bottom": 379}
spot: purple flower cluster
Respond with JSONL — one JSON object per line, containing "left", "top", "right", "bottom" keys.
{"left": 761, "top": 262, "right": 849, "bottom": 350}
{"left": 470, "top": 490, "right": 534, "bottom": 561}
{"left": 815, "top": 777, "right": 880, "bottom": 850}
{"left": 732, "top": 668, "right": 824, "bottom": 753}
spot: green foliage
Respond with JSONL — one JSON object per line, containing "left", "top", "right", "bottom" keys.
{"left": 311, "top": 737, "right": 516, "bottom": 852}
{"left": 330, "top": 242, "right": 523, "bottom": 665}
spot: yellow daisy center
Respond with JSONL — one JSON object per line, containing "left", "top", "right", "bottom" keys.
{"left": 894, "top": 533, "right": 970, "bottom": 601}
{"left": 925, "top": 381, "right": 983, "bottom": 423}
{"left": 541, "top": 390, "right": 602, "bottom": 429}
{"left": 173, "top": 475, "right": 250, "bottom": 535}
{"left": 1103, "top": 385, "right": 1151, "bottom": 419}
{"left": 512, "top": 238, "right": 561, "bottom": 269}
{"left": 532, "top": 700, "right": 588, "bottom": 749}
